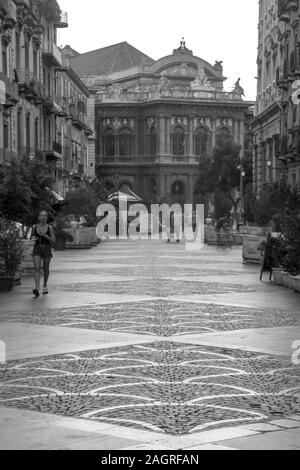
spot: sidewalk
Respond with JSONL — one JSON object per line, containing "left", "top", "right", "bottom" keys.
{"left": 0, "top": 240, "right": 299, "bottom": 450}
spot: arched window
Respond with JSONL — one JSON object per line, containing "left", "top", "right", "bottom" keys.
{"left": 149, "top": 127, "right": 157, "bottom": 156}
{"left": 105, "top": 181, "right": 114, "bottom": 193}
{"left": 119, "top": 128, "right": 133, "bottom": 157}
{"left": 195, "top": 127, "right": 210, "bottom": 157}
{"left": 172, "top": 126, "right": 185, "bottom": 156}
{"left": 216, "top": 127, "right": 231, "bottom": 147}
{"left": 171, "top": 180, "right": 185, "bottom": 196}
{"left": 103, "top": 128, "right": 115, "bottom": 157}
{"left": 149, "top": 177, "right": 157, "bottom": 196}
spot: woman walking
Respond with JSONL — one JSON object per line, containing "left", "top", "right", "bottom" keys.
{"left": 31, "top": 210, "right": 56, "bottom": 298}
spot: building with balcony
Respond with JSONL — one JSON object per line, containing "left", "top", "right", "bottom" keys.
{"left": 70, "top": 40, "right": 253, "bottom": 204}
{"left": 0, "top": 0, "right": 92, "bottom": 197}
{"left": 253, "top": 0, "right": 300, "bottom": 195}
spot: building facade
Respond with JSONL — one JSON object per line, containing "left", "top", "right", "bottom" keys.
{"left": 253, "top": 0, "right": 300, "bottom": 195}
{"left": 70, "top": 40, "right": 253, "bottom": 205}
{"left": 0, "top": 0, "right": 93, "bottom": 197}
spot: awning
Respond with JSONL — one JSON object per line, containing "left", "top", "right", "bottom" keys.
{"left": 46, "top": 187, "right": 65, "bottom": 203}
{"left": 108, "top": 186, "right": 142, "bottom": 203}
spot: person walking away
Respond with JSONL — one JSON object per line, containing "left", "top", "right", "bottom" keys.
{"left": 31, "top": 210, "right": 56, "bottom": 298}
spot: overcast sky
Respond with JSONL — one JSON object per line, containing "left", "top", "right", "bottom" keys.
{"left": 57, "top": 0, "right": 259, "bottom": 101}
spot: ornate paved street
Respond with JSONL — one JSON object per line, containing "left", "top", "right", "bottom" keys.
{"left": 0, "top": 240, "right": 300, "bottom": 450}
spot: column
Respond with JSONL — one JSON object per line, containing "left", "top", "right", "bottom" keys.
{"left": 212, "top": 119, "right": 216, "bottom": 147}
{"left": 188, "top": 117, "right": 194, "bottom": 157}
{"left": 166, "top": 117, "right": 170, "bottom": 155}
{"left": 159, "top": 116, "right": 166, "bottom": 155}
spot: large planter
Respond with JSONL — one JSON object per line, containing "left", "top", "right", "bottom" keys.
{"left": 272, "top": 268, "right": 284, "bottom": 286}
{"left": 282, "top": 271, "right": 293, "bottom": 289}
{"left": 291, "top": 276, "right": 300, "bottom": 293}
{"left": 0, "top": 278, "right": 14, "bottom": 292}
{"left": 65, "top": 228, "right": 96, "bottom": 249}
{"left": 21, "top": 239, "right": 34, "bottom": 276}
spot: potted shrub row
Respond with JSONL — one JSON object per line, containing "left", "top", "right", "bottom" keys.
{"left": 0, "top": 219, "right": 24, "bottom": 292}
{"left": 271, "top": 211, "right": 300, "bottom": 293}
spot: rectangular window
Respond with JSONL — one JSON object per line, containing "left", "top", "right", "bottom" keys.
{"left": 3, "top": 122, "right": 9, "bottom": 149}
{"left": 16, "top": 32, "right": 20, "bottom": 72}
{"left": 26, "top": 114, "right": 31, "bottom": 149}
{"left": 2, "top": 47, "right": 7, "bottom": 75}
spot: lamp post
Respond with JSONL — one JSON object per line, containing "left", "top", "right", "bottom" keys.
{"left": 238, "top": 150, "right": 246, "bottom": 223}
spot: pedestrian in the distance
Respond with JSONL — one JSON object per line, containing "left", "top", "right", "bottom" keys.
{"left": 31, "top": 210, "right": 56, "bottom": 298}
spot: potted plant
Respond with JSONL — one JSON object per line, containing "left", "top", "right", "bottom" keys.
{"left": 53, "top": 217, "right": 73, "bottom": 251}
{"left": 271, "top": 236, "right": 287, "bottom": 286}
{"left": 0, "top": 219, "right": 24, "bottom": 292}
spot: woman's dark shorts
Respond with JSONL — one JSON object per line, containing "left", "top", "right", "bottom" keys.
{"left": 32, "top": 244, "right": 53, "bottom": 259}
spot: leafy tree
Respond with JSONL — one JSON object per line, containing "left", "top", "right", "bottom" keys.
{"left": 0, "top": 159, "right": 55, "bottom": 232}
{"left": 246, "top": 181, "right": 300, "bottom": 228}
{"left": 62, "top": 185, "right": 99, "bottom": 226}
{"left": 197, "top": 140, "right": 243, "bottom": 222}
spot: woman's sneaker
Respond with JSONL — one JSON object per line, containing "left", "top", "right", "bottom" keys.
{"left": 43, "top": 288, "right": 49, "bottom": 295}
{"left": 33, "top": 289, "right": 40, "bottom": 298}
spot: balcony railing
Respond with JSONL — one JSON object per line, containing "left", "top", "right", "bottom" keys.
{"left": 21, "top": 146, "right": 45, "bottom": 162}
{"left": 0, "top": 0, "right": 10, "bottom": 15}
{"left": 0, "top": 70, "right": 18, "bottom": 104}
{"left": 53, "top": 141, "right": 62, "bottom": 155}
{"left": 43, "top": 41, "right": 62, "bottom": 67}
{"left": 54, "top": 11, "right": 68, "bottom": 28}
{"left": 278, "top": 0, "right": 298, "bottom": 21}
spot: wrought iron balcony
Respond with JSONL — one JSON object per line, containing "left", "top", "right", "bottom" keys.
{"left": 54, "top": 10, "right": 68, "bottom": 28}
{"left": 0, "top": 71, "right": 18, "bottom": 105}
{"left": 69, "top": 102, "right": 89, "bottom": 130}
{"left": 21, "top": 146, "right": 45, "bottom": 162}
{"left": 42, "top": 41, "right": 62, "bottom": 67}
{"left": 0, "top": 0, "right": 10, "bottom": 15}
{"left": 278, "top": 0, "right": 299, "bottom": 21}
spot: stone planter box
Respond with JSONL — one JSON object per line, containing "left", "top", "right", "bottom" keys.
{"left": 282, "top": 271, "right": 293, "bottom": 289}
{"left": 65, "top": 228, "right": 97, "bottom": 249}
{"left": 21, "top": 239, "right": 34, "bottom": 275}
{"left": 291, "top": 276, "right": 300, "bottom": 293}
{"left": 272, "top": 268, "right": 284, "bottom": 286}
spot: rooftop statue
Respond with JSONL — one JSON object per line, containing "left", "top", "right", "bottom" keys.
{"left": 233, "top": 78, "right": 245, "bottom": 96}
{"left": 173, "top": 37, "right": 193, "bottom": 55}
{"left": 191, "top": 67, "right": 214, "bottom": 90}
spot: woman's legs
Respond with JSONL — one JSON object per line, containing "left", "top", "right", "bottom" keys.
{"left": 43, "top": 257, "right": 51, "bottom": 289}
{"left": 32, "top": 256, "right": 42, "bottom": 291}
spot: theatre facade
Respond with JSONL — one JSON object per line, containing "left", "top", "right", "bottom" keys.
{"left": 69, "top": 40, "right": 253, "bottom": 204}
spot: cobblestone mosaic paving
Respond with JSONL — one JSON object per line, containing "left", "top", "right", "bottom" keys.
{"left": 1, "top": 342, "right": 299, "bottom": 435}
{"left": 3, "top": 301, "right": 300, "bottom": 335}
{"left": 84, "top": 257, "right": 245, "bottom": 266}
{"left": 51, "top": 267, "right": 249, "bottom": 277}
{"left": 52, "top": 279, "right": 264, "bottom": 297}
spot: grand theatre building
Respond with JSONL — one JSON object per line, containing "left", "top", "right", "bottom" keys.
{"left": 68, "top": 40, "right": 253, "bottom": 204}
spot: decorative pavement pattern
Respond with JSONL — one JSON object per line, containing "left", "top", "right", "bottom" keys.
{"left": 3, "top": 301, "right": 300, "bottom": 336}
{"left": 51, "top": 267, "right": 249, "bottom": 277}
{"left": 0, "top": 342, "right": 299, "bottom": 435}
{"left": 52, "top": 279, "right": 266, "bottom": 297}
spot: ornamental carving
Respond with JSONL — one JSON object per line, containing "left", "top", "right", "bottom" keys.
{"left": 171, "top": 116, "right": 188, "bottom": 129}
{"left": 102, "top": 118, "right": 135, "bottom": 131}
{"left": 193, "top": 117, "right": 212, "bottom": 130}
